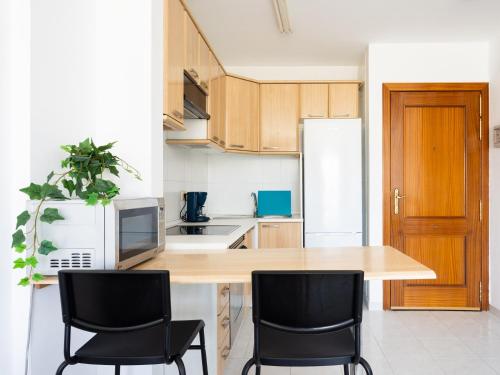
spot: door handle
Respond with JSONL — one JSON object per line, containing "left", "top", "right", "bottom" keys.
{"left": 394, "top": 188, "right": 406, "bottom": 215}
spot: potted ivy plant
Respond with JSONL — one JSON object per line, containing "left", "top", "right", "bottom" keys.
{"left": 11, "top": 138, "right": 141, "bottom": 286}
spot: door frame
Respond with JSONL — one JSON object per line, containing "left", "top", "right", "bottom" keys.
{"left": 382, "top": 83, "right": 489, "bottom": 310}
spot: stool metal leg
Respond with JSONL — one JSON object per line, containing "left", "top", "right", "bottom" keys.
{"left": 174, "top": 357, "right": 186, "bottom": 375}
{"left": 359, "top": 357, "right": 373, "bottom": 375}
{"left": 115, "top": 365, "right": 120, "bottom": 375}
{"left": 241, "top": 358, "right": 255, "bottom": 375}
{"left": 55, "top": 361, "right": 68, "bottom": 375}
{"left": 199, "top": 328, "right": 209, "bottom": 375}
{"left": 350, "top": 363, "right": 357, "bottom": 375}
{"left": 343, "top": 364, "right": 350, "bottom": 374}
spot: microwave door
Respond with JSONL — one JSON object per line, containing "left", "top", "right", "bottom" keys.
{"left": 117, "top": 206, "right": 159, "bottom": 269}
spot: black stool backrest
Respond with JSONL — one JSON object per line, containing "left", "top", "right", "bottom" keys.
{"left": 58, "top": 270, "right": 171, "bottom": 333}
{"left": 252, "top": 271, "right": 364, "bottom": 333}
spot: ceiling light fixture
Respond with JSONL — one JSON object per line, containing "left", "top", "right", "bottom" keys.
{"left": 272, "top": 0, "right": 292, "bottom": 33}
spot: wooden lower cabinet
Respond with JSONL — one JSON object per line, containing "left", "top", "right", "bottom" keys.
{"left": 258, "top": 222, "right": 302, "bottom": 248}
{"left": 217, "top": 283, "right": 231, "bottom": 375}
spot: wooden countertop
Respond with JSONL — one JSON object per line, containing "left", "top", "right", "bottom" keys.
{"left": 35, "top": 246, "right": 435, "bottom": 287}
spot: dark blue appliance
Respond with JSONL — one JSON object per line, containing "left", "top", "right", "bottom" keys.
{"left": 184, "top": 192, "right": 210, "bottom": 222}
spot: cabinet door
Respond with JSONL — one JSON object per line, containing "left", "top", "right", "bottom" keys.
{"left": 208, "top": 56, "right": 226, "bottom": 146}
{"left": 258, "top": 222, "right": 302, "bottom": 248}
{"left": 198, "top": 37, "right": 210, "bottom": 94}
{"left": 329, "top": 83, "right": 359, "bottom": 118}
{"left": 300, "top": 83, "right": 328, "bottom": 119}
{"left": 184, "top": 12, "right": 200, "bottom": 83}
{"left": 163, "top": 0, "right": 184, "bottom": 127}
{"left": 208, "top": 52, "right": 219, "bottom": 143}
{"left": 226, "top": 77, "right": 259, "bottom": 152}
{"left": 259, "top": 84, "right": 299, "bottom": 152}
{"left": 217, "top": 69, "right": 226, "bottom": 146}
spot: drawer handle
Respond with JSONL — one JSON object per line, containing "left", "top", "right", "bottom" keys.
{"left": 220, "top": 286, "right": 230, "bottom": 296}
{"left": 221, "top": 316, "right": 230, "bottom": 328}
{"left": 262, "top": 146, "right": 280, "bottom": 150}
{"left": 262, "top": 224, "right": 280, "bottom": 228}
{"left": 189, "top": 69, "right": 199, "bottom": 79}
{"left": 221, "top": 346, "right": 230, "bottom": 359}
{"left": 229, "top": 144, "right": 244, "bottom": 148}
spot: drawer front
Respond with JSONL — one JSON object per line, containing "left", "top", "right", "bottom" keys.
{"left": 217, "top": 303, "right": 231, "bottom": 348}
{"left": 258, "top": 222, "right": 302, "bottom": 248}
{"left": 217, "top": 283, "right": 230, "bottom": 315}
{"left": 217, "top": 331, "right": 231, "bottom": 375}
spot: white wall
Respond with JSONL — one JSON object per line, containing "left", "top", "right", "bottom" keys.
{"left": 163, "top": 144, "right": 301, "bottom": 221}
{"left": 489, "top": 39, "right": 500, "bottom": 309}
{"left": 163, "top": 141, "right": 209, "bottom": 223}
{"left": 226, "top": 65, "right": 360, "bottom": 81}
{"left": 8, "top": 1, "right": 164, "bottom": 374}
{"left": 206, "top": 153, "right": 300, "bottom": 216}
{"left": 366, "top": 42, "right": 490, "bottom": 310}
{"left": 0, "top": 1, "right": 31, "bottom": 373}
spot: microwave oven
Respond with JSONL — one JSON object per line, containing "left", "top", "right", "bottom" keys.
{"left": 31, "top": 198, "right": 165, "bottom": 275}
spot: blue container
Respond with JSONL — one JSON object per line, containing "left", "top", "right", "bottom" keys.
{"left": 257, "top": 190, "right": 292, "bottom": 217}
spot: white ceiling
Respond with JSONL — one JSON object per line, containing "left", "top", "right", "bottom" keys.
{"left": 185, "top": 0, "right": 500, "bottom": 66}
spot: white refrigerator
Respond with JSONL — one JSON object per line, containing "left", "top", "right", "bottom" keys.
{"left": 303, "top": 119, "right": 363, "bottom": 247}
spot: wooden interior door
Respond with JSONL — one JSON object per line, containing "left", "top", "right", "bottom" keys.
{"left": 388, "top": 89, "right": 483, "bottom": 310}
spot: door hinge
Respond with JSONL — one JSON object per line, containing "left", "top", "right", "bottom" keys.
{"left": 480, "top": 200, "right": 483, "bottom": 222}
{"left": 480, "top": 282, "right": 483, "bottom": 303}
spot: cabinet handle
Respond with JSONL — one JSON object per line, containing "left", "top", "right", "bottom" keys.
{"left": 221, "top": 346, "right": 230, "bottom": 359}
{"left": 262, "top": 146, "right": 280, "bottom": 150}
{"left": 213, "top": 136, "right": 219, "bottom": 141}
{"left": 307, "top": 114, "right": 325, "bottom": 118}
{"left": 172, "top": 110, "right": 183, "bottom": 120}
{"left": 188, "top": 68, "right": 199, "bottom": 79}
{"left": 262, "top": 224, "right": 280, "bottom": 228}
{"left": 219, "top": 140, "right": 226, "bottom": 146}
{"left": 221, "top": 316, "right": 230, "bottom": 328}
{"left": 220, "top": 286, "right": 230, "bottom": 296}
{"left": 229, "top": 144, "right": 244, "bottom": 148}
{"left": 334, "top": 114, "right": 351, "bottom": 118}
{"left": 201, "top": 81, "right": 208, "bottom": 90}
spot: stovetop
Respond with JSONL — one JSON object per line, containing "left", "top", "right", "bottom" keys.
{"left": 165, "top": 225, "right": 240, "bottom": 236}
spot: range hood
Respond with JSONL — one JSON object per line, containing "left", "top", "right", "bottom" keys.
{"left": 184, "top": 72, "right": 210, "bottom": 120}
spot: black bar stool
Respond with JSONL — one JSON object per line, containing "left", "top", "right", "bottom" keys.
{"left": 242, "top": 270, "right": 372, "bottom": 375}
{"left": 56, "top": 270, "right": 208, "bottom": 375}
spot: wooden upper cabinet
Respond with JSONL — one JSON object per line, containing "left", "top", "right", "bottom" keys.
{"left": 258, "top": 222, "right": 302, "bottom": 248}
{"left": 329, "top": 83, "right": 359, "bottom": 118}
{"left": 300, "top": 83, "right": 329, "bottom": 119}
{"left": 163, "top": 0, "right": 185, "bottom": 129}
{"left": 184, "top": 12, "right": 200, "bottom": 83}
{"left": 259, "top": 84, "right": 299, "bottom": 152}
{"left": 198, "top": 37, "right": 210, "bottom": 94}
{"left": 208, "top": 54, "right": 226, "bottom": 147}
{"left": 225, "top": 76, "right": 259, "bottom": 152}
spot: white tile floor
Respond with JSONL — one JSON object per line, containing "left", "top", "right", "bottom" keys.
{"left": 225, "top": 309, "right": 500, "bottom": 375}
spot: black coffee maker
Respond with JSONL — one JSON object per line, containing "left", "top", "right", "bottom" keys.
{"left": 184, "top": 192, "right": 210, "bottom": 222}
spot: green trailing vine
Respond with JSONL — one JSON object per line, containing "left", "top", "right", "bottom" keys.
{"left": 11, "top": 138, "right": 141, "bottom": 286}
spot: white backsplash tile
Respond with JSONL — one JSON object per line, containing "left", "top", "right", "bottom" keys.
{"left": 164, "top": 142, "right": 301, "bottom": 220}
